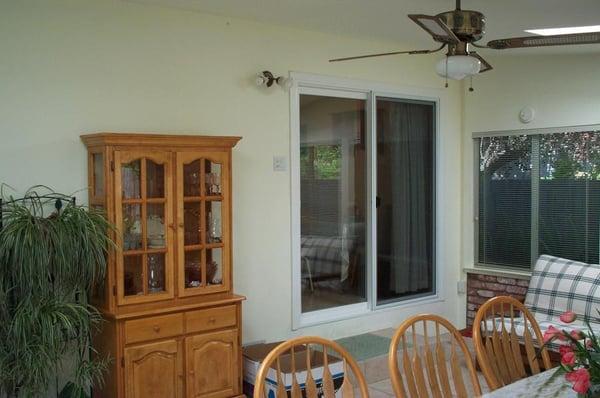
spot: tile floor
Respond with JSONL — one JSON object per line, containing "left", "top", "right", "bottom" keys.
{"left": 351, "top": 328, "right": 490, "bottom": 397}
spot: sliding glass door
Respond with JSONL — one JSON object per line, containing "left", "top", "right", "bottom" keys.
{"left": 299, "top": 93, "right": 367, "bottom": 313}
{"left": 376, "top": 98, "right": 436, "bottom": 304}
{"left": 295, "top": 85, "right": 437, "bottom": 323}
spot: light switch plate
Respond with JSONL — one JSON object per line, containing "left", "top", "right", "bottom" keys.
{"left": 457, "top": 280, "right": 466, "bottom": 294}
{"left": 273, "top": 156, "right": 287, "bottom": 172}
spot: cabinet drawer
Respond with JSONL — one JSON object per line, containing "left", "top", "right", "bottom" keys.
{"left": 125, "top": 313, "right": 184, "bottom": 344}
{"left": 186, "top": 305, "right": 237, "bottom": 333}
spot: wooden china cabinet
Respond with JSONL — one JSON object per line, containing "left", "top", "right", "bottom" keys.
{"left": 81, "top": 133, "right": 244, "bottom": 398}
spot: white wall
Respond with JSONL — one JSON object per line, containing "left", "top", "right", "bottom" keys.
{"left": 461, "top": 53, "right": 600, "bottom": 275}
{"left": 0, "top": 0, "right": 464, "bottom": 349}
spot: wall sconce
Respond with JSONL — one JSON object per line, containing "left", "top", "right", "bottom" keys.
{"left": 255, "top": 70, "right": 292, "bottom": 90}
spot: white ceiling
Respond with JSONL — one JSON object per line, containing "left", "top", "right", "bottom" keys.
{"left": 128, "top": 0, "right": 600, "bottom": 55}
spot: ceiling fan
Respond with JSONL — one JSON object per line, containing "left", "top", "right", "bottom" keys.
{"left": 330, "top": 0, "right": 600, "bottom": 81}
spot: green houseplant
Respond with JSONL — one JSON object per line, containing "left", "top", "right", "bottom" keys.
{"left": 0, "top": 187, "right": 114, "bottom": 397}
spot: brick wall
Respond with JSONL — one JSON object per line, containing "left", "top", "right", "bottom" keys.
{"left": 466, "top": 273, "right": 530, "bottom": 327}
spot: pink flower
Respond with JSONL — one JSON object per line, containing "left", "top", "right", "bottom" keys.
{"left": 570, "top": 329, "right": 585, "bottom": 340}
{"left": 560, "top": 345, "right": 574, "bottom": 356}
{"left": 543, "top": 325, "right": 565, "bottom": 342}
{"left": 561, "top": 351, "right": 576, "bottom": 367}
{"left": 560, "top": 311, "right": 577, "bottom": 323}
{"left": 566, "top": 368, "right": 591, "bottom": 394}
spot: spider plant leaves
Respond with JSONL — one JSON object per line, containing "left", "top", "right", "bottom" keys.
{"left": 0, "top": 189, "right": 114, "bottom": 397}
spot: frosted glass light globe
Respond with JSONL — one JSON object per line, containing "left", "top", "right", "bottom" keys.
{"left": 435, "top": 55, "right": 481, "bottom": 80}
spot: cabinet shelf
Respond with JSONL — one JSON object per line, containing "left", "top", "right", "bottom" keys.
{"left": 183, "top": 195, "right": 223, "bottom": 202}
{"left": 123, "top": 248, "right": 167, "bottom": 256}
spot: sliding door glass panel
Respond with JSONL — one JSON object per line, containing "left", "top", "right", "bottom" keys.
{"left": 539, "top": 131, "right": 600, "bottom": 264}
{"left": 478, "top": 135, "right": 532, "bottom": 267}
{"left": 376, "top": 98, "right": 435, "bottom": 304}
{"left": 299, "top": 94, "right": 367, "bottom": 313}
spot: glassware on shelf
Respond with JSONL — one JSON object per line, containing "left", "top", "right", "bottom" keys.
{"left": 147, "top": 254, "right": 165, "bottom": 293}
{"left": 184, "top": 251, "right": 201, "bottom": 288}
{"left": 184, "top": 203, "right": 201, "bottom": 245}
{"left": 207, "top": 211, "right": 221, "bottom": 243}
{"left": 184, "top": 160, "right": 201, "bottom": 197}
{"left": 207, "top": 260, "right": 218, "bottom": 285}
{"left": 122, "top": 160, "right": 141, "bottom": 199}
{"left": 206, "top": 248, "right": 222, "bottom": 285}
{"left": 123, "top": 205, "right": 142, "bottom": 251}
{"left": 146, "top": 205, "right": 165, "bottom": 248}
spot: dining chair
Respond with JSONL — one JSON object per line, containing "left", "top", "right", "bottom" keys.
{"left": 253, "top": 336, "right": 369, "bottom": 398}
{"left": 389, "top": 314, "right": 482, "bottom": 398}
{"left": 472, "top": 295, "right": 552, "bottom": 391}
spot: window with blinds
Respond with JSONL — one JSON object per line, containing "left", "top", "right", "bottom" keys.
{"left": 476, "top": 129, "right": 600, "bottom": 269}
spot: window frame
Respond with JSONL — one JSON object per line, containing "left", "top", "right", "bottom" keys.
{"left": 290, "top": 72, "right": 442, "bottom": 329}
{"left": 473, "top": 124, "right": 600, "bottom": 271}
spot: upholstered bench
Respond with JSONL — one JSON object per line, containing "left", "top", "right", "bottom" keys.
{"left": 525, "top": 254, "right": 600, "bottom": 341}
{"left": 481, "top": 255, "right": 600, "bottom": 351}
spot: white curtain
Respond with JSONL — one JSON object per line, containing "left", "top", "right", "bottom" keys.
{"left": 384, "top": 101, "right": 433, "bottom": 294}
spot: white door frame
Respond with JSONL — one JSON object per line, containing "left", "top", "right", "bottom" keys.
{"left": 290, "top": 72, "right": 443, "bottom": 329}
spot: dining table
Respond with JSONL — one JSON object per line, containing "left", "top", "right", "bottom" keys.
{"left": 481, "top": 368, "right": 576, "bottom": 397}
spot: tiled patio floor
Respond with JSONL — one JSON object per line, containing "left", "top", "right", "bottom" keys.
{"left": 350, "top": 328, "right": 491, "bottom": 397}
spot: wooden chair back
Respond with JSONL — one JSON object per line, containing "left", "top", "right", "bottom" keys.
{"left": 389, "top": 314, "right": 482, "bottom": 398}
{"left": 253, "top": 336, "right": 369, "bottom": 398}
{"left": 472, "top": 295, "right": 552, "bottom": 391}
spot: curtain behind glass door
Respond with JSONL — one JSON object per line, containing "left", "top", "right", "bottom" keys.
{"left": 376, "top": 98, "right": 435, "bottom": 304}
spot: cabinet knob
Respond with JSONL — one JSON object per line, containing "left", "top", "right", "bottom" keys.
{"left": 208, "top": 316, "right": 216, "bottom": 324}
{"left": 153, "top": 325, "right": 161, "bottom": 333}
{"left": 178, "top": 222, "right": 184, "bottom": 228}
{"left": 189, "top": 370, "right": 195, "bottom": 375}
{"left": 168, "top": 223, "right": 176, "bottom": 230}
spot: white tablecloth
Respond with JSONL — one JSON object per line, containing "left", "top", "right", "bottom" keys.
{"left": 481, "top": 368, "right": 576, "bottom": 397}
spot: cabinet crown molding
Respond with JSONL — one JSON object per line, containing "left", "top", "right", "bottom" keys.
{"left": 81, "top": 132, "right": 242, "bottom": 149}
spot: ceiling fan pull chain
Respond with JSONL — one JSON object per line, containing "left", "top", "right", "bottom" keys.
{"left": 469, "top": 76, "right": 474, "bottom": 92}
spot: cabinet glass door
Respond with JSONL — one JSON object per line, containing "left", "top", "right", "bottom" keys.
{"left": 115, "top": 151, "right": 173, "bottom": 304}
{"left": 177, "top": 152, "right": 230, "bottom": 296}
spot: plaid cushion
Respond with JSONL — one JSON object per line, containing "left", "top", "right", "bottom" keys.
{"left": 525, "top": 255, "right": 600, "bottom": 329}
{"left": 484, "top": 317, "right": 600, "bottom": 351}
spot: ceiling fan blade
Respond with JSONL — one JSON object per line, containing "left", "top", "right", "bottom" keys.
{"left": 408, "top": 14, "right": 460, "bottom": 44}
{"left": 329, "top": 44, "right": 445, "bottom": 62}
{"left": 470, "top": 52, "right": 493, "bottom": 72}
{"left": 487, "top": 32, "right": 600, "bottom": 49}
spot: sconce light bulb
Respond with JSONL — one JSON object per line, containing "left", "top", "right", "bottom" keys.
{"left": 277, "top": 76, "right": 293, "bottom": 90}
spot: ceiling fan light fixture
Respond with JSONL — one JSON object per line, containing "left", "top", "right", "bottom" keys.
{"left": 435, "top": 55, "right": 481, "bottom": 80}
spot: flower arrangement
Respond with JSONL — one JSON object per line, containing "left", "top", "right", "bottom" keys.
{"left": 542, "top": 310, "right": 600, "bottom": 397}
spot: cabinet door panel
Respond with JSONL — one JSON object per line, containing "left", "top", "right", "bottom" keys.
{"left": 124, "top": 339, "right": 183, "bottom": 398}
{"left": 186, "top": 329, "right": 239, "bottom": 398}
{"left": 114, "top": 150, "right": 174, "bottom": 305}
{"left": 176, "top": 152, "right": 231, "bottom": 297}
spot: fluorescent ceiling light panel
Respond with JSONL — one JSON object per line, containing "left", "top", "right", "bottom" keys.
{"left": 525, "top": 25, "right": 600, "bottom": 36}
